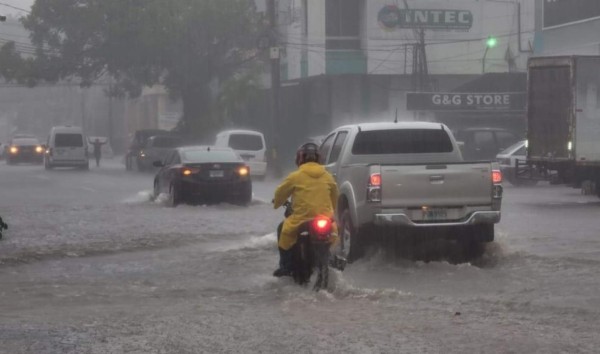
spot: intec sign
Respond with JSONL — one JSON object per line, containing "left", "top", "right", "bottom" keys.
{"left": 378, "top": 5, "right": 473, "bottom": 30}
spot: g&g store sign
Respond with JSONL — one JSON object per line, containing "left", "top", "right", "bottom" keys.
{"left": 406, "top": 92, "right": 526, "bottom": 112}
{"left": 378, "top": 5, "right": 473, "bottom": 30}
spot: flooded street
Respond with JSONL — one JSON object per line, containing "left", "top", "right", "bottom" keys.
{"left": 1, "top": 160, "right": 599, "bottom": 353}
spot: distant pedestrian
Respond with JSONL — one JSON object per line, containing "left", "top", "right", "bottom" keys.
{"left": 88, "top": 138, "right": 107, "bottom": 167}
{"left": 0, "top": 216, "right": 7, "bottom": 240}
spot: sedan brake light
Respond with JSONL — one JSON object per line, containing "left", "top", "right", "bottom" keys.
{"left": 238, "top": 166, "right": 249, "bottom": 176}
{"left": 182, "top": 167, "right": 200, "bottom": 176}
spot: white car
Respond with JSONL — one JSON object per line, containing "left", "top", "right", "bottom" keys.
{"left": 45, "top": 126, "right": 89, "bottom": 170}
{"left": 214, "top": 130, "right": 267, "bottom": 179}
{"left": 496, "top": 140, "right": 537, "bottom": 186}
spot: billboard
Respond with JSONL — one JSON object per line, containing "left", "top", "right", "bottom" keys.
{"left": 406, "top": 92, "right": 526, "bottom": 112}
{"left": 368, "top": 0, "right": 485, "bottom": 41}
{"left": 543, "top": 0, "right": 600, "bottom": 28}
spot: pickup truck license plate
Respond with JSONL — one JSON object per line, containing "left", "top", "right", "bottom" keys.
{"left": 209, "top": 170, "right": 224, "bottom": 178}
{"left": 423, "top": 208, "right": 447, "bottom": 220}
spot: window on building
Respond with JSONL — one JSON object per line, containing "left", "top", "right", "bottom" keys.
{"left": 325, "top": 0, "right": 360, "bottom": 50}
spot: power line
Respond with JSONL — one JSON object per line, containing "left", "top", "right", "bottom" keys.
{"left": 0, "top": 2, "right": 31, "bottom": 14}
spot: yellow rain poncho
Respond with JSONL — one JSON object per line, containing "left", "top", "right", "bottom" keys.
{"left": 273, "top": 162, "right": 339, "bottom": 250}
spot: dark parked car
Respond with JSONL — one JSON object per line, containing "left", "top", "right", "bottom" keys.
{"left": 152, "top": 146, "right": 252, "bottom": 206}
{"left": 454, "top": 127, "right": 522, "bottom": 161}
{"left": 5, "top": 137, "right": 45, "bottom": 165}
{"left": 125, "top": 129, "right": 171, "bottom": 171}
{"left": 137, "top": 135, "right": 183, "bottom": 171}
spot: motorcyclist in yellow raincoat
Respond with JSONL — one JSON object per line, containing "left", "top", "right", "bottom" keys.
{"left": 272, "top": 142, "right": 339, "bottom": 277}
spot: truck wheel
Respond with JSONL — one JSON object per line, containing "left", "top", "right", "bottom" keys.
{"left": 339, "top": 209, "right": 366, "bottom": 262}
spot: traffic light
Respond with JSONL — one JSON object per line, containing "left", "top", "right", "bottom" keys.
{"left": 486, "top": 36, "right": 498, "bottom": 48}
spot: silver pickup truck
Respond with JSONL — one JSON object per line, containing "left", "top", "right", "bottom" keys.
{"left": 318, "top": 122, "right": 503, "bottom": 260}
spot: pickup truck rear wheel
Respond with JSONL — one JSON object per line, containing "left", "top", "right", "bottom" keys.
{"left": 339, "top": 209, "right": 365, "bottom": 262}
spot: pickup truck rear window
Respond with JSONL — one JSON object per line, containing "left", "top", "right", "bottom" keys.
{"left": 352, "top": 129, "right": 453, "bottom": 154}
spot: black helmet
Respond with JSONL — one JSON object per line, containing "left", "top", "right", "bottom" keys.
{"left": 295, "top": 142, "right": 320, "bottom": 166}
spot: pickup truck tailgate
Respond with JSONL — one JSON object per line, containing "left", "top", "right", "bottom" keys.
{"left": 380, "top": 163, "right": 492, "bottom": 207}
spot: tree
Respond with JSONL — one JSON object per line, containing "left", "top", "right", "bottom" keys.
{"left": 0, "top": 0, "right": 262, "bottom": 139}
{"left": 217, "top": 69, "right": 262, "bottom": 126}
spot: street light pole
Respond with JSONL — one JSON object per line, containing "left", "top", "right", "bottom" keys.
{"left": 482, "top": 36, "right": 498, "bottom": 74}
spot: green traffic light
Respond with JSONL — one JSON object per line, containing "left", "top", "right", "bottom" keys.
{"left": 486, "top": 36, "right": 498, "bottom": 48}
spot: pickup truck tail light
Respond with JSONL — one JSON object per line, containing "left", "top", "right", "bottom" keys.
{"left": 367, "top": 172, "right": 382, "bottom": 203}
{"left": 492, "top": 170, "right": 502, "bottom": 184}
{"left": 492, "top": 169, "right": 503, "bottom": 211}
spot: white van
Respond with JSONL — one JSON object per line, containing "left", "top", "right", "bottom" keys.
{"left": 215, "top": 129, "right": 267, "bottom": 178}
{"left": 45, "top": 126, "right": 89, "bottom": 170}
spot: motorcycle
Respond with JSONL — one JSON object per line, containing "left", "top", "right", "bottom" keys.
{"left": 277, "top": 201, "right": 346, "bottom": 291}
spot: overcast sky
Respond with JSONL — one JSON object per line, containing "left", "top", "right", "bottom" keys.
{"left": 0, "top": 0, "right": 34, "bottom": 17}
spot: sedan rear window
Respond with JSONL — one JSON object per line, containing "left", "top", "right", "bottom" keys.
{"left": 352, "top": 129, "right": 453, "bottom": 155}
{"left": 55, "top": 133, "right": 83, "bottom": 147}
{"left": 228, "top": 134, "right": 263, "bottom": 151}
{"left": 182, "top": 150, "right": 241, "bottom": 163}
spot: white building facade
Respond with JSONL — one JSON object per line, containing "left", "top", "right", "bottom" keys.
{"left": 280, "top": 0, "right": 535, "bottom": 80}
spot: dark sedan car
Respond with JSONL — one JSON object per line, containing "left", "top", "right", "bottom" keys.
{"left": 5, "top": 137, "right": 45, "bottom": 165}
{"left": 153, "top": 146, "right": 252, "bottom": 206}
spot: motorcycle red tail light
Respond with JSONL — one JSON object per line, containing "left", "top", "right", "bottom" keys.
{"left": 312, "top": 217, "right": 331, "bottom": 234}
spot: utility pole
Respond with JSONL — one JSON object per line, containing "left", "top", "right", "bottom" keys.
{"left": 81, "top": 88, "right": 86, "bottom": 133}
{"left": 403, "top": 0, "right": 429, "bottom": 92}
{"left": 108, "top": 77, "right": 113, "bottom": 145}
{"left": 403, "top": 0, "right": 430, "bottom": 121}
{"left": 267, "top": 0, "right": 282, "bottom": 177}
